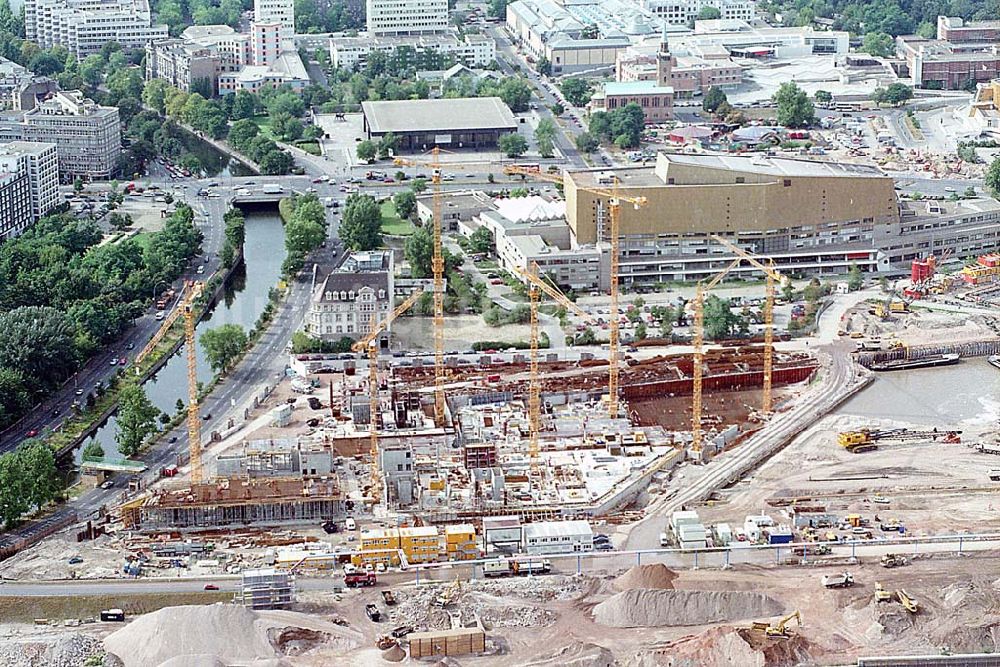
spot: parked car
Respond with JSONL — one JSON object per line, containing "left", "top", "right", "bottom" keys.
{"left": 203, "top": 584, "right": 220, "bottom": 591}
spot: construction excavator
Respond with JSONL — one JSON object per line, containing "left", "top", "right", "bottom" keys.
{"left": 751, "top": 610, "right": 802, "bottom": 639}
{"left": 897, "top": 589, "right": 919, "bottom": 614}
{"left": 874, "top": 582, "right": 893, "bottom": 603}
{"left": 838, "top": 428, "right": 961, "bottom": 453}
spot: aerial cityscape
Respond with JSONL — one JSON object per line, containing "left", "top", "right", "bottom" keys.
{"left": 0, "top": 0, "right": 1000, "bottom": 664}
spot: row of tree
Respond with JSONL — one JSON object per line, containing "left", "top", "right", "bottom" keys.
{"left": 227, "top": 119, "right": 295, "bottom": 175}
{"left": 588, "top": 103, "right": 645, "bottom": 149}
{"left": 0, "top": 207, "right": 202, "bottom": 430}
{"left": 281, "top": 193, "right": 328, "bottom": 275}
{"left": 0, "top": 441, "right": 58, "bottom": 529}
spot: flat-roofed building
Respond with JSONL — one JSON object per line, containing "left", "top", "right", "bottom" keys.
{"left": 366, "top": 0, "right": 448, "bottom": 36}
{"left": 522, "top": 519, "right": 594, "bottom": 554}
{"left": 565, "top": 153, "right": 899, "bottom": 283}
{"left": 361, "top": 97, "right": 518, "bottom": 151}
{"left": 26, "top": 0, "right": 168, "bottom": 60}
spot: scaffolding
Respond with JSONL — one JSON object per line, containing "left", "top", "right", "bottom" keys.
{"left": 237, "top": 568, "right": 296, "bottom": 610}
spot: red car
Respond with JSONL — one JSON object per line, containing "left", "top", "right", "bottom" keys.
{"left": 25, "top": 429, "right": 38, "bottom": 437}
{"left": 203, "top": 584, "right": 219, "bottom": 591}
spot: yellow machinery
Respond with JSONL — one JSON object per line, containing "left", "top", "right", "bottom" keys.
{"left": 513, "top": 262, "right": 592, "bottom": 470}
{"left": 134, "top": 281, "right": 204, "bottom": 481}
{"left": 351, "top": 289, "right": 425, "bottom": 499}
{"left": 897, "top": 589, "right": 918, "bottom": 613}
{"left": 874, "top": 582, "right": 892, "bottom": 602}
{"left": 503, "top": 165, "right": 646, "bottom": 419}
{"left": 710, "top": 235, "right": 785, "bottom": 416}
{"left": 392, "top": 150, "right": 454, "bottom": 427}
{"left": 751, "top": 610, "right": 801, "bottom": 639}
{"left": 838, "top": 428, "right": 961, "bottom": 453}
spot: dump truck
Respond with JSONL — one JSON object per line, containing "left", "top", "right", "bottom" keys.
{"left": 821, "top": 572, "right": 855, "bottom": 588}
{"left": 880, "top": 554, "right": 908, "bottom": 568}
{"left": 345, "top": 571, "right": 376, "bottom": 587}
{"left": 365, "top": 603, "right": 381, "bottom": 621}
{"left": 381, "top": 590, "right": 396, "bottom": 605}
{"left": 792, "top": 544, "right": 831, "bottom": 557}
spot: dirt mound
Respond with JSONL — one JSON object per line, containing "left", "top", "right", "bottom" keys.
{"left": 653, "top": 626, "right": 816, "bottom": 667}
{"left": 522, "top": 641, "right": 615, "bottom": 667}
{"left": 382, "top": 644, "right": 406, "bottom": 662}
{"left": 614, "top": 564, "right": 678, "bottom": 591}
{"left": 104, "top": 604, "right": 362, "bottom": 667}
{"left": 593, "top": 589, "right": 784, "bottom": 628}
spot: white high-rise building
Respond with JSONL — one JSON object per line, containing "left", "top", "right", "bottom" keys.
{"left": 366, "top": 0, "right": 449, "bottom": 36}
{"left": 253, "top": 0, "right": 294, "bottom": 42}
{"left": 0, "top": 141, "right": 58, "bottom": 239}
{"left": 641, "top": 0, "right": 756, "bottom": 26}
{"left": 25, "top": 0, "right": 168, "bottom": 60}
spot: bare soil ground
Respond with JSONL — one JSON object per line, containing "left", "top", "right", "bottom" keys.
{"left": 393, "top": 315, "right": 532, "bottom": 351}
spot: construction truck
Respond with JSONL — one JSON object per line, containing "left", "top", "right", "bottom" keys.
{"left": 751, "top": 610, "right": 801, "bottom": 639}
{"left": 874, "top": 582, "right": 892, "bottom": 603}
{"left": 792, "top": 544, "right": 831, "bottom": 557}
{"left": 880, "top": 554, "right": 908, "bottom": 568}
{"left": 837, "top": 428, "right": 961, "bottom": 453}
{"left": 821, "top": 572, "right": 855, "bottom": 589}
{"left": 344, "top": 571, "right": 377, "bottom": 587}
{"left": 897, "top": 589, "right": 918, "bottom": 613}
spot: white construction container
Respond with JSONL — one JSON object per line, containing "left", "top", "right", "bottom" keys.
{"left": 671, "top": 510, "right": 700, "bottom": 533}
{"left": 271, "top": 404, "right": 293, "bottom": 427}
{"left": 714, "top": 523, "right": 733, "bottom": 546}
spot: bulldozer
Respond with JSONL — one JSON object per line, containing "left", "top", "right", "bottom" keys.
{"left": 880, "top": 553, "right": 909, "bottom": 568}
{"left": 751, "top": 610, "right": 802, "bottom": 639}
{"left": 874, "top": 582, "right": 893, "bottom": 603}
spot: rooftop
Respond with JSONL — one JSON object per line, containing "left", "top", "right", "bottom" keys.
{"left": 660, "top": 153, "right": 888, "bottom": 178}
{"left": 493, "top": 195, "right": 566, "bottom": 223}
{"left": 522, "top": 519, "right": 593, "bottom": 539}
{"left": 361, "top": 97, "right": 517, "bottom": 134}
{"left": 602, "top": 80, "right": 674, "bottom": 95}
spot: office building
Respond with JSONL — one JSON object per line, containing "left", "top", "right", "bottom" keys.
{"left": 361, "top": 97, "right": 517, "bottom": 151}
{"left": 564, "top": 153, "right": 1000, "bottom": 282}
{"left": 1, "top": 141, "right": 58, "bottom": 222}
{"left": 25, "top": 0, "right": 168, "bottom": 60}
{"left": 366, "top": 0, "right": 448, "bottom": 36}
{"left": 642, "top": 0, "right": 754, "bottom": 26}
{"left": 253, "top": 0, "right": 294, "bottom": 43}
{"left": 0, "top": 148, "right": 32, "bottom": 240}
{"left": 146, "top": 25, "right": 309, "bottom": 96}
{"left": 305, "top": 250, "right": 395, "bottom": 345}
{"left": 0, "top": 91, "right": 120, "bottom": 181}
{"left": 330, "top": 30, "right": 496, "bottom": 69}
{"left": 897, "top": 17, "right": 1000, "bottom": 90}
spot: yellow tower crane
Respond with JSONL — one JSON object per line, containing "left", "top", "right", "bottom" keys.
{"left": 691, "top": 258, "right": 741, "bottom": 456}
{"left": 393, "top": 150, "right": 485, "bottom": 428}
{"left": 709, "top": 235, "right": 785, "bottom": 415}
{"left": 513, "top": 262, "right": 592, "bottom": 469}
{"left": 502, "top": 166, "right": 646, "bottom": 419}
{"left": 134, "top": 281, "right": 204, "bottom": 481}
{"left": 351, "top": 289, "right": 425, "bottom": 501}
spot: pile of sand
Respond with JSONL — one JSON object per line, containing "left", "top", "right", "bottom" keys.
{"left": 614, "top": 563, "right": 678, "bottom": 591}
{"left": 104, "top": 604, "right": 362, "bottom": 667}
{"left": 522, "top": 641, "right": 615, "bottom": 667}
{"left": 593, "top": 590, "right": 784, "bottom": 628}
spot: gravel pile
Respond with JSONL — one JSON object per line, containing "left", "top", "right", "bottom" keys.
{"left": 613, "top": 563, "right": 677, "bottom": 591}
{"left": 0, "top": 633, "right": 103, "bottom": 667}
{"left": 593, "top": 589, "right": 784, "bottom": 628}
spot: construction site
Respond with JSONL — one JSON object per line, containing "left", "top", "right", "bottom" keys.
{"left": 10, "top": 159, "right": 1000, "bottom": 665}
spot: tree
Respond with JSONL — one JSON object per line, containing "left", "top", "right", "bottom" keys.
{"left": 230, "top": 89, "right": 258, "bottom": 120}
{"left": 862, "top": 32, "right": 895, "bottom": 58}
{"left": 703, "top": 295, "right": 741, "bottom": 340}
{"left": 404, "top": 224, "right": 435, "bottom": 278}
{"left": 377, "top": 132, "right": 399, "bottom": 159}
{"left": 356, "top": 140, "right": 377, "bottom": 162}
{"left": 560, "top": 78, "right": 593, "bottom": 107}
{"left": 575, "top": 131, "right": 598, "bottom": 153}
{"left": 873, "top": 83, "right": 913, "bottom": 106}
{"left": 773, "top": 82, "right": 814, "bottom": 128}
{"left": 340, "top": 194, "right": 382, "bottom": 250}
{"left": 696, "top": 5, "right": 721, "bottom": 20}
{"left": 986, "top": 157, "right": 1000, "bottom": 197}
{"left": 200, "top": 323, "right": 248, "bottom": 374}
{"left": 259, "top": 149, "right": 293, "bottom": 175}
{"left": 115, "top": 384, "right": 158, "bottom": 457}
{"left": 703, "top": 86, "right": 727, "bottom": 113}
{"left": 551, "top": 102, "right": 565, "bottom": 116}
{"left": 411, "top": 178, "right": 427, "bottom": 194}
{"left": 848, "top": 263, "right": 864, "bottom": 291}
{"left": 635, "top": 322, "right": 647, "bottom": 340}
{"left": 20, "top": 441, "right": 58, "bottom": 511}
{"left": 537, "top": 56, "right": 551, "bottom": 76}
{"left": 228, "top": 119, "right": 260, "bottom": 150}
{"left": 499, "top": 133, "right": 528, "bottom": 158}
{"left": 393, "top": 190, "right": 417, "bottom": 219}
{"left": 814, "top": 90, "right": 833, "bottom": 105}
{"left": 537, "top": 135, "right": 554, "bottom": 158}
{"left": 82, "top": 439, "right": 104, "bottom": 459}
{"left": 73, "top": 177, "right": 84, "bottom": 194}
{"left": 28, "top": 51, "right": 63, "bottom": 76}
{"left": 469, "top": 226, "right": 492, "bottom": 255}
{"left": 498, "top": 78, "right": 532, "bottom": 112}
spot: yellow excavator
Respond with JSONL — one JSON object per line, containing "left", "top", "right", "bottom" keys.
{"left": 751, "top": 610, "right": 802, "bottom": 639}
{"left": 897, "top": 589, "right": 918, "bottom": 613}
{"left": 874, "top": 582, "right": 892, "bottom": 602}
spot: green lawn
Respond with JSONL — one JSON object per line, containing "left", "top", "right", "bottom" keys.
{"left": 475, "top": 259, "right": 499, "bottom": 270}
{"left": 131, "top": 232, "right": 153, "bottom": 251}
{"left": 379, "top": 200, "right": 417, "bottom": 236}
{"left": 252, "top": 117, "right": 277, "bottom": 141}
{"left": 295, "top": 141, "right": 321, "bottom": 155}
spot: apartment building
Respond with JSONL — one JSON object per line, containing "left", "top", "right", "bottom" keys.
{"left": 356, "top": 525, "right": 441, "bottom": 566}
{"left": 522, "top": 520, "right": 594, "bottom": 555}
{"left": 0, "top": 91, "right": 120, "bottom": 181}
{"left": 305, "top": 251, "right": 395, "bottom": 345}
{"left": 366, "top": 0, "right": 449, "bottom": 36}
{"left": 642, "top": 0, "right": 755, "bottom": 26}
{"left": 146, "top": 25, "right": 309, "bottom": 96}
{"left": 897, "top": 18, "right": 1000, "bottom": 89}
{"left": 0, "top": 141, "right": 56, "bottom": 239}
{"left": 26, "top": 0, "right": 168, "bottom": 60}
{"left": 253, "top": 0, "right": 294, "bottom": 42}
{"left": 330, "top": 30, "right": 496, "bottom": 69}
